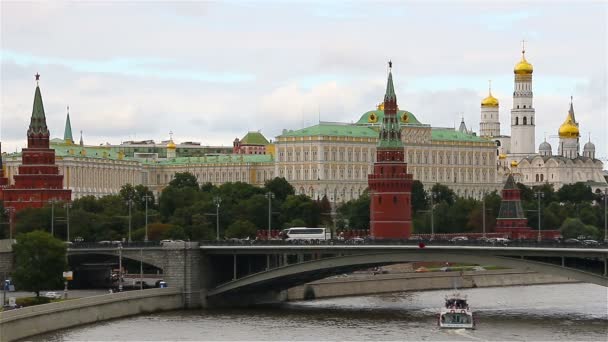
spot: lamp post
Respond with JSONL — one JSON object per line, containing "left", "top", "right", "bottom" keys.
{"left": 126, "top": 199, "right": 133, "bottom": 243}
{"left": 64, "top": 203, "right": 72, "bottom": 242}
{"left": 213, "top": 197, "right": 222, "bottom": 240}
{"left": 604, "top": 188, "right": 608, "bottom": 243}
{"left": 482, "top": 192, "right": 487, "bottom": 238}
{"left": 48, "top": 200, "right": 56, "bottom": 237}
{"left": 5, "top": 208, "right": 15, "bottom": 240}
{"left": 429, "top": 192, "right": 437, "bottom": 240}
{"left": 143, "top": 195, "right": 152, "bottom": 242}
{"left": 535, "top": 191, "right": 544, "bottom": 242}
{"left": 265, "top": 192, "right": 275, "bottom": 240}
{"left": 118, "top": 245, "right": 123, "bottom": 292}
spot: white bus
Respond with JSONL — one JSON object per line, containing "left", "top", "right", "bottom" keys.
{"left": 284, "top": 227, "right": 330, "bottom": 241}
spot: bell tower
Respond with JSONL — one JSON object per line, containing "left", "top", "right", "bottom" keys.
{"left": 368, "top": 62, "right": 414, "bottom": 239}
{"left": 510, "top": 41, "right": 536, "bottom": 155}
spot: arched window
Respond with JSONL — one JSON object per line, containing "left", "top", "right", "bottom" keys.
{"left": 515, "top": 117, "right": 519, "bottom": 125}
{"left": 523, "top": 117, "right": 527, "bottom": 125}
{"left": 535, "top": 174, "right": 539, "bottom": 182}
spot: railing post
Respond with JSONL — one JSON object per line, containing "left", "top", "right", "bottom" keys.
{"left": 233, "top": 254, "right": 237, "bottom": 280}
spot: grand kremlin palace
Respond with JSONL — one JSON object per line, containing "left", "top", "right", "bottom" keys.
{"left": 3, "top": 50, "right": 606, "bottom": 202}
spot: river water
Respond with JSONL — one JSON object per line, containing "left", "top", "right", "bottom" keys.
{"left": 32, "top": 283, "right": 607, "bottom": 341}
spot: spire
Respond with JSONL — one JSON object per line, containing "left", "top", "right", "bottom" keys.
{"left": 27, "top": 73, "right": 49, "bottom": 137}
{"left": 458, "top": 116, "right": 468, "bottom": 133}
{"left": 503, "top": 173, "right": 517, "bottom": 190}
{"left": 384, "top": 60, "right": 396, "bottom": 102}
{"left": 488, "top": 80, "right": 492, "bottom": 95}
{"left": 64, "top": 106, "right": 74, "bottom": 144}
{"left": 79, "top": 130, "right": 84, "bottom": 146}
{"left": 569, "top": 96, "right": 577, "bottom": 124}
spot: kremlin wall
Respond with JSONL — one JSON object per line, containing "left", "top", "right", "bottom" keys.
{"left": 1, "top": 48, "right": 606, "bottom": 211}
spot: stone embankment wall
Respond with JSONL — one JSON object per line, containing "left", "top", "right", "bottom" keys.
{"left": 0, "top": 287, "right": 183, "bottom": 342}
{"left": 286, "top": 269, "right": 578, "bottom": 301}
{"left": 0, "top": 239, "right": 14, "bottom": 280}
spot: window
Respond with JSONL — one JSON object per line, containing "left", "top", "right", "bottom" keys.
{"left": 523, "top": 117, "right": 527, "bottom": 125}
{"left": 516, "top": 117, "right": 519, "bottom": 125}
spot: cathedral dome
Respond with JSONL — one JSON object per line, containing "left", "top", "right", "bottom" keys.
{"left": 514, "top": 53, "right": 533, "bottom": 75}
{"left": 539, "top": 141, "right": 552, "bottom": 151}
{"left": 481, "top": 94, "right": 499, "bottom": 107}
{"left": 558, "top": 120, "right": 579, "bottom": 138}
{"left": 583, "top": 141, "right": 595, "bottom": 151}
{"left": 167, "top": 140, "right": 177, "bottom": 149}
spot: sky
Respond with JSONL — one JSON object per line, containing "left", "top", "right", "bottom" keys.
{"left": 1, "top": 1, "right": 606, "bottom": 164}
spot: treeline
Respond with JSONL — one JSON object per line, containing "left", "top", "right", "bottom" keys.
{"left": 337, "top": 181, "right": 606, "bottom": 239}
{"left": 1, "top": 173, "right": 331, "bottom": 242}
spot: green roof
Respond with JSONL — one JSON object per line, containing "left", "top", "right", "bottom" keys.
{"left": 64, "top": 112, "right": 73, "bottom": 142}
{"left": 356, "top": 109, "right": 422, "bottom": 126}
{"left": 240, "top": 132, "right": 269, "bottom": 145}
{"left": 279, "top": 123, "right": 378, "bottom": 139}
{"left": 149, "top": 154, "right": 273, "bottom": 166}
{"left": 431, "top": 128, "right": 488, "bottom": 142}
{"left": 28, "top": 86, "right": 49, "bottom": 135}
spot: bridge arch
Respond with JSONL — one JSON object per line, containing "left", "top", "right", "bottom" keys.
{"left": 208, "top": 251, "right": 607, "bottom": 297}
{"left": 68, "top": 250, "right": 165, "bottom": 270}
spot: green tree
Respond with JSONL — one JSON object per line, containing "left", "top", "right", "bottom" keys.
{"left": 284, "top": 218, "right": 307, "bottom": 229}
{"left": 12, "top": 231, "right": 67, "bottom": 297}
{"left": 411, "top": 180, "right": 428, "bottom": 214}
{"left": 281, "top": 194, "right": 321, "bottom": 227}
{"left": 264, "top": 177, "right": 295, "bottom": 202}
{"left": 225, "top": 219, "right": 257, "bottom": 239}
{"left": 560, "top": 218, "right": 599, "bottom": 239}
{"left": 431, "top": 183, "right": 456, "bottom": 206}
{"left": 516, "top": 182, "right": 534, "bottom": 202}
{"left": 168, "top": 172, "right": 199, "bottom": 189}
{"left": 337, "top": 193, "right": 370, "bottom": 230}
{"left": 558, "top": 182, "right": 594, "bottom": 203}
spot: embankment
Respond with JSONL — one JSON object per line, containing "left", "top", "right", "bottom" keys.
{"left": 286, "top": 269, "right": 578, "bottom": 300}
{"left": 0, "top": 287, "right": 182, "bottom": 342}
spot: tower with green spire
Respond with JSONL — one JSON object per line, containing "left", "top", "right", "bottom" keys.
{"left": 64, "top": 106, "right": 74, "bottom": 144}
{"left": 1, "top": 74, "right": 71, "bottom": 213}
{"left": 368, "top": 62, "right": 414, "bottom": 239}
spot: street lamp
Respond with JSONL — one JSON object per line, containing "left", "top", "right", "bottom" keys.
{"left": 48, "top": 199, "right": 57, "bottom": 237}
{"left": 603, "top": 188, "right": 608, "bottom": 243}
{"left": 4, "top": 207, "right": 15, "bottom": 241}
{"left": 213, "top": 196, "right": 222, "bottom": 240}
{"left": 265, "top": 192, "right": 275, "bottom": 240}
{"left": 118, "top": 245, "right": 123, "bottom": 292}
{"left": 142, "top": 195, "right": 152, "bottom": 242}
{"left": 126, "top": 198, "right": 134, "bottom": 243}
{"left": 429, "top": 191, "right": 437, "bottom": 240}
{"left": 535, "top": 191, "right": 544, "bottom": 242}
{"left": 64, "top": 203, "right": 72, "bottom": 242}
{"left": 482, "top": 192, "right": 487, "bottom": 238}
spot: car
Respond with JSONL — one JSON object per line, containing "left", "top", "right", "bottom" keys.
{"left": 43, "top": 291, "right": 62, "bottom": 299}
{"left": 471, "top": 266, "right": 486, "bottom": 272}
{"left": 450, "top": 236, "right": 468, "bottom": 242}
{"left": 98, "top": 240, "right": 111, "bottom": 245}
{"left": 160, "top": 240, "right": 173, "bottom": 246}
{"left": 439, "top": 267, "right": 451, "bottom": 272}
{"left": 564, "top": 238, "right": 580, "bottom": 244}
{"left": 582, "top": 239, "right": 599, "bottom": 246}
{"left": 415, "top": 266, "right": 429, "bottom": 272}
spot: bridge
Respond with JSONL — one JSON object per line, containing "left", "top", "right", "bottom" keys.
{"left": 60, "top": 240, "right": 608, "bottom": 307}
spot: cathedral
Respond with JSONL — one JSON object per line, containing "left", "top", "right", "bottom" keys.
{"left": 479, "top": 45, "right": 606, "bottom": 192}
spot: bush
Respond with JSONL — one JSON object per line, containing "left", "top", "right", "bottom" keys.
{"left": 16, "top": 296, "right": 52, "bottom": 307}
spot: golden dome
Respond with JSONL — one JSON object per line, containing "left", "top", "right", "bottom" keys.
{"left": 510, "top": 160, "right": 518, "bottom": 167}
{"left": 377, "top": 102, "right": 384, "bottom": 111}
{"left": 167, "top": 140, "right": 177, "bottom": 149}
{"left": 481, "top": 94, "right": 499, "bottom": 107}
{"left": 514, "top": 52, "right": 533, "bottom": 75}
{"left": 498, "top": 153, "right": 507, "bottom": 160}
{"left": 558, "top": 120, "right": 579, "bottom": 138}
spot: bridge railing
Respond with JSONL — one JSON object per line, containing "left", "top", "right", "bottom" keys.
{"left": 68, "top": 241, "right": 161, "bottom": 249}
{"left": 197, "top": 239, "right": 608, "bottom": 249}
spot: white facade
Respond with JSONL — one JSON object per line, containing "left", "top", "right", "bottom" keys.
{"left": 510, "top": 59, "right": 536, "bottom": 156}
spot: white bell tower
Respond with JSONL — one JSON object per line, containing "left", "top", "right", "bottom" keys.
{"left": 510, "top": 41, "right": 535, "bottom": 155}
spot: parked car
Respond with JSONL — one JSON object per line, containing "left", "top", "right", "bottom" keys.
{"left": 450, "top": 236, "right": 468, "bottom": 242}
{"left": 43, "top": 291, "right": 62, "bottom": 299}
{"left": 98, "top": 240, "right": 111, "bottom": 245}
{"left": 582, "top": 239, "right": 599, "bottom": 246}
{"left": 415, "top": 266, "right": 429, "bottom": 272}
{"left": 564, "top": 238, "right": 580, "bottom": 244}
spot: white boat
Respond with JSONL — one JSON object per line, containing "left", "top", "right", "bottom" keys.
{"left": 438, "top": 293, "right": 475, "bottom": 329}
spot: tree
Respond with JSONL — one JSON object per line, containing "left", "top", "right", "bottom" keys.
{"left": 264, "top": 177, "right": 295, "bottom": 202}
{"left": 411, "top": 180, "right": 428, "bottom": 214}
{"left": 225, "top": 219, "right": 257, "bottom": 239}
{"left": 560, "top": 218, "right": 599, "bottom": 239}
{"left": 431, "top": 183, "right": 456, "bottom": 206}
{"left": 558, "top": 182, "right": 594, "bottom": 203}
{"left": 12, "top": 231, "right": 67, "bottom": 297}
{"left": 168, "top": 172, "right": 199, "bottom": 189}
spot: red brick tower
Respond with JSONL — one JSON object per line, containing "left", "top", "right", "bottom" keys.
{"left": 494, "top": 173, "right": 530, "bottom": 237}
{"left": 1, "top": 74, "right": 71, "bottom": 212}
{"left": 368, "top": 62, "right": 414, "bottom": 239}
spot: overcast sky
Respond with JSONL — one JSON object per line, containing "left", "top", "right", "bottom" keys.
{"left": 1, "top": 1, "right": 606, "bottom": 165}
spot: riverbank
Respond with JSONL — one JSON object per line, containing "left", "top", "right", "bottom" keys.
{"left": 286, "top": 267, "right": 578, "bottom": 301}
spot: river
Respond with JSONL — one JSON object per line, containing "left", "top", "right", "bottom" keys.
{"left": 32, "top": 283, "right": 607, "bottom": 341}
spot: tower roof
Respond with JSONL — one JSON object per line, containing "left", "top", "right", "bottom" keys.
{"left": 558, "top": 98, "right": 580, "bottom": 138}
{"left": 64, "top": 107, "right": 74, "bottom": 143}
{"left": 514, "top": 43, "right": 533, "bottom": 75}
{"left": 384, "top": 61, "right": 396, "bottom": 102}
{"left": 503, "top": 173, "right": 517, "bottom": 190}
{"left": 28, "top": 83, "right": 50, "bottom": 136}
{"left": 378, "top": 61, "right": 403, "bottom": 149}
